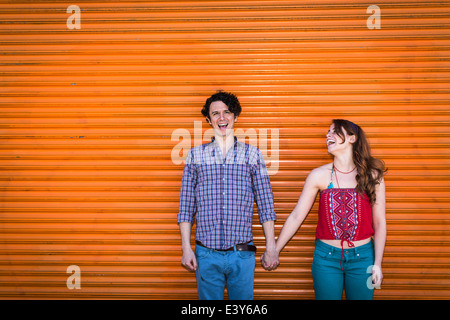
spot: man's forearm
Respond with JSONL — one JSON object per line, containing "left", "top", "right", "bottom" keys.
{"left": 179, "top": 222, "right": 193, "bottom": 250}
{"left": 261, "top": 220, "right": 279, "bottom": 270}
{"left": 262, "top": 220, "right": 276, "bottom": 251}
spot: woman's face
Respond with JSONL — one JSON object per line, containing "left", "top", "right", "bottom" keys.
{"left": 326, "top": 123, "right": 355, "bottom": 154}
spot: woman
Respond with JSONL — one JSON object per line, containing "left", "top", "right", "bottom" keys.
{"left": 275, "top": 119, "right": 386, "bottom": 300}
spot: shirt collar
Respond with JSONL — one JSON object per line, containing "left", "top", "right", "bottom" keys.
{"left": 210, "top": 136, "right": 238, "bottom": 145}
{"left": 209, "top": 136, "right": 240, "bottom": 160}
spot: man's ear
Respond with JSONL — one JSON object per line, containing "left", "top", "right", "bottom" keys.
{"left": 206, "top": 117, "right": 212, "bottom": 126}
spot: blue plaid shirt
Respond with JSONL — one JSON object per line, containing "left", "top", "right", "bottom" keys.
{"left": 177, "top": 137, "right": 276, "bottom": 250}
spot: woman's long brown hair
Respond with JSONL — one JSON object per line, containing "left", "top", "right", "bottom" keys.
{"left": 332, "top": 119, "right": 387, "bottom": 205}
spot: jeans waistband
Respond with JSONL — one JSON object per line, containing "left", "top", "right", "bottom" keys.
{"left": 316, "top": 239, "right": 373, "bottom": 270}
{"left": 315, "top": 239, "right": 374, "bottom": 254}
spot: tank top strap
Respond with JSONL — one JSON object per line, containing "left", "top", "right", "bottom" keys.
{"left": 327, "top": 165, "right": 334, "bottom": 189}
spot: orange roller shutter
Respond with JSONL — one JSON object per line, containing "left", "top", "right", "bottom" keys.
{"left": 0, "top": 0, "right": 449, "bottom": 300}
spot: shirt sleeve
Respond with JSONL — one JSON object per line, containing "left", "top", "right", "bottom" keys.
{"left": 177, "top": 148, "right": 197, "bottom": 224}
{"left": 250, "top": 148, "right": 276, "bottom": 224}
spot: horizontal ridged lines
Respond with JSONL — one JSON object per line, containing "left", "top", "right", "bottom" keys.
{"left": 0, "top": 0, "right": 449, "bottom": 299}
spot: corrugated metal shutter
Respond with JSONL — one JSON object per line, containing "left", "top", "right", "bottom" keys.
{"left": 0, "top": 0, "right": 448, "bottom": 299}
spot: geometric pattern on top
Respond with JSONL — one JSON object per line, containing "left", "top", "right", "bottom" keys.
{"left": 328, "top": 189, "right": 359, "bottom": 241}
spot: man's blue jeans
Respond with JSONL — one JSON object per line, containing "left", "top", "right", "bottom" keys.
{"left": 195, "top": 243, "right": 256, "bottom": 300}
{"left": 311, "top": 239, "right": 375, "bottom": 300}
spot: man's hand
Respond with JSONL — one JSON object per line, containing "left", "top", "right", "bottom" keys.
{"left": 179, "top": 222, "right": 197, "bottom": 272}
{"left": 261, "top": 247, "right": 279, "bottom": 271}
{"left": 181, "top": 247, "right": 197, "bottom": 272}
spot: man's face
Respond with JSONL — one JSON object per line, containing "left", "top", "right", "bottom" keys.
{"left": 207, "top": 100, "right": 237, "bottom": 138}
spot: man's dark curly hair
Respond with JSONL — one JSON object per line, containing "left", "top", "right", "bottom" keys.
{"left": 201, "top": 91, "right": 242, "bottom": 121}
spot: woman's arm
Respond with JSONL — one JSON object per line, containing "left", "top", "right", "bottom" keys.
{"left": 372, "top": 178, "right": 386, "bottom": 288}
{"left": 275, "top": 169, "right": 322, "bottom": 254}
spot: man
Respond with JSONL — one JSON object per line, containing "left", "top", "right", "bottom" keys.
{"left": 177, "top": 91, "right": 279, "bottom": 300}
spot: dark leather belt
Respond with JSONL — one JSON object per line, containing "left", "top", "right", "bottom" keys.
{"left": 196, "top": 240, "right": 256, "bottom": 252}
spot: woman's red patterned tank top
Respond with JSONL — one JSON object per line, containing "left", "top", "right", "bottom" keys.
{"left": 316, "top": 188, "right": 374, "bottom": 243}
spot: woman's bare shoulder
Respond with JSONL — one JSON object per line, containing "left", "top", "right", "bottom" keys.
{"left": 306, "top": 163, "right": 333, "bottom": 190}
{"left": 310, "top": 163, "right": 333, "bottom": 176}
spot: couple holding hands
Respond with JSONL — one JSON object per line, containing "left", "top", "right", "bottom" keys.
{"left": 177, "top": 91, "right": 386, "bottom": 300}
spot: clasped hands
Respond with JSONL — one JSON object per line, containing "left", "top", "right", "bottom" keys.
{"left": 260, "top": 247, "right": 279, "bottom": 271}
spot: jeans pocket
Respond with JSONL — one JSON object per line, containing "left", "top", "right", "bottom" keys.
{"left": 237, "top": 250, "right": 255, "bottom": 259}
{"left": 356, "top": 249, "right": 374, "bottom": 264}
{"left": 195, "top": 245, "right": 211, "bottom": 260}
{"left": 313, "top": 248, "right": 332, "bottom": 260}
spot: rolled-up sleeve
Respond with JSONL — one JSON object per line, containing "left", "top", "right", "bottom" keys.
{"left": 177, "top": 149, "right": 197, "bottom": 224}
{"left": 250, "top": 148, "right": 276, "bottom": 224}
